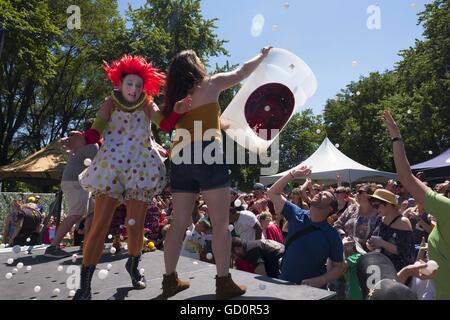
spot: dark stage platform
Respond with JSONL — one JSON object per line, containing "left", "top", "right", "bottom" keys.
{"left": 0, "top": 245, "right": 335, "bottom": 300}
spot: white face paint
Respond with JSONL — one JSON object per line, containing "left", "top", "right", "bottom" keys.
{"left": 120, "top": 74, "right": 144, "bottom": 103}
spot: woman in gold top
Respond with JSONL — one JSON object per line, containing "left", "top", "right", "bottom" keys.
{"left": 161, "top": 46, "right": 272, "bottom": 299}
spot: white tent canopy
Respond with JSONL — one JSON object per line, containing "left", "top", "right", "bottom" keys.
{"left": 260, "top": 137, "right": 396, "bottom": 185}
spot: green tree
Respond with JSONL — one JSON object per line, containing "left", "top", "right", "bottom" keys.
{"left": 0, "top": 0, "right": 61, "bottom": 165}
{"left": 126, "top": 0, "right": 228, "bottom": 71}
{"left": 323, "top": 0, "right": 449, "bottom": 172}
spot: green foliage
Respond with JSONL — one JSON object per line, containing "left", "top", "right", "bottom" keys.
{"left": 323, "top": 0, "right": 449, "bottom": 172}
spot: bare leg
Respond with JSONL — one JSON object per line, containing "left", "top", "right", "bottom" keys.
{"left": 202, "top": 187, "right": 230, "bottom": 277}
{"left": 163, "top": 192, "right": 197, "bottom": 274}
{"left": 50, "top": 215, "right": 82, "bottom": 247}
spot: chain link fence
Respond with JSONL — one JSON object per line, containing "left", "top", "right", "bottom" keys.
{"left": 0, "top": 192, "right": 68, "bottom": 236}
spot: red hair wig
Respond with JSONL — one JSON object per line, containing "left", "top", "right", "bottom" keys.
{"left": 103, "top": 55, "right": 165, "bottom": 95}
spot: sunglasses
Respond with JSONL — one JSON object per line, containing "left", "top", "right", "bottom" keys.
{"left": 370, "top": 200, "right": 387, "bottom": 209}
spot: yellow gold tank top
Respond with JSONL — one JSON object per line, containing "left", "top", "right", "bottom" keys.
{"left": 171, "top": 103, "right": 222, "bottom": 150}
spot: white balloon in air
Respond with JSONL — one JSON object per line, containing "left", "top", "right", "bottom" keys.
{"left": 110, "top": 247, "right": 116, "bottom": 254}
{"left": 234, "top": 199, "right": 242, "bottom": 207}
{"left": 128, "top": 219, "right": 135, "bottom": 226}
{"left": 251, "top": 14, "right": 265, "bottom": 37}
{"left": 206, "top": 253, "right": 213, "bottom": 260}
{"left": 107, "top": 263, "right": 112, "bottom": 270}
{"left": 7, "top": 258, "right": 14, "bottom": 265}
{"left": 26, "top": 238, "right": 31, "bottom": 243}
{"left": 84, "top": 158, "right": 92, "bottom": 166}
{"left": 17, "top": 262, "right": 23, "bottom": 269}
{"left": 228, "top": 224, "right": 234, "bottom": 232}
{"left": 185, "top": 230, "right": 192, "bottom": 237}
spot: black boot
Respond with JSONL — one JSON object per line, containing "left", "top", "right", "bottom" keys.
{"left": 125, "top": 255, "right": 146, "bottom": 289}
{"left": 73, "top": 265, "right": 96, "bottom": 300}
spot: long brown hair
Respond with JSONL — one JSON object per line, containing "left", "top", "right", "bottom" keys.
{"left": 163, "top": 50, "right": 207, "bottom": 116}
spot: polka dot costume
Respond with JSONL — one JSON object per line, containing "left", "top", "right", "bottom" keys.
{"left": 79, "top": 106, "right": 166, "bottom": 202}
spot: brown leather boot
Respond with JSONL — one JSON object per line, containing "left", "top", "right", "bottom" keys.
{"left": 215, "top": 273, "right": 246, "bottom": 300}
{"left": 161, "top": 272, "right": 190, "bottom": 297}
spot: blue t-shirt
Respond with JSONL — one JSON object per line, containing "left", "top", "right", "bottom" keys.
{"left": 280, "top": 201, "right": 344, "bottom": 284}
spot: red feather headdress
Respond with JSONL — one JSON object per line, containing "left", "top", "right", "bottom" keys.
{"left": 103, "top": 55, "right": 165, "bottom": 96}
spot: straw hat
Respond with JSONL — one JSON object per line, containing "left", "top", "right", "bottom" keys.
{"left": 369, "top": 189, "right": 398, "bottom": 206}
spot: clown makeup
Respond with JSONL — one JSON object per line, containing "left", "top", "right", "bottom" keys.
{"left": 120, "top": 74, "right": 144, "bottom": 103}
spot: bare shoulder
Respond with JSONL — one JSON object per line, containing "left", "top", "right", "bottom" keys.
{"left": 394, "top": 216, "right": 413, "bottom": 231}
{"left": 190, "top": 77, "right": 220, "bottom": 103}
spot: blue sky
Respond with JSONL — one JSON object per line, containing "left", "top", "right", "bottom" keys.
{"left": 118, "top": 0, "right": 430, "bottom": 114}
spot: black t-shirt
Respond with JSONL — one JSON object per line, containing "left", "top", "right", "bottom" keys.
{"left": 244, "top": 239, "right": 285, "bottom": 269}
{"left": 17, "top": 207, "right": 42, "bottom": 235}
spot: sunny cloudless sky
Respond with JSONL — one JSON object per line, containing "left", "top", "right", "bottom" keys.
{"left": 118, "top": 0, "right": 431, "bottom": 114}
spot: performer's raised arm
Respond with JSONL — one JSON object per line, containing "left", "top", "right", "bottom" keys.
{"left": 210, "top": 46, "right": 272, "bottom": 91}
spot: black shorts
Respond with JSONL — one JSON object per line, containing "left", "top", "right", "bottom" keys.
{"left": 170, "top": 141, "right": 230, "bottom": 193}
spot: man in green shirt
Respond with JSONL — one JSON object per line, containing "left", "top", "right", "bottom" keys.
{"left": 383, "top": 111, "right": 450, "bottom": 299}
